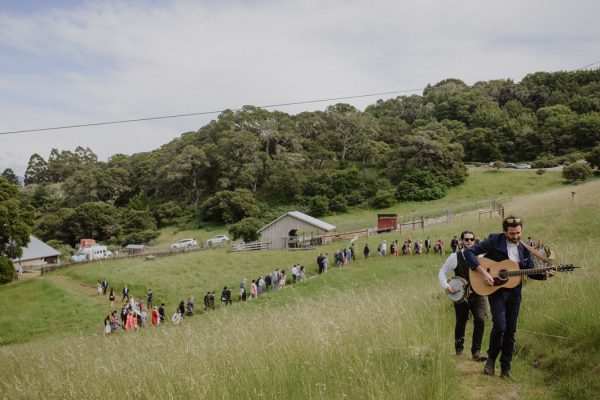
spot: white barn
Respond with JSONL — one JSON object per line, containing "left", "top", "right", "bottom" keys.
{"left": 258, "top": 211, "right": 336, "bottom": 250}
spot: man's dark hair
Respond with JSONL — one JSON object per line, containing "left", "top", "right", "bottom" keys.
{"left": 502, "top": 215, "right": 523, "bottom": 231}
{"left": 460, "top": 230, "right": 474, "bottom": 240}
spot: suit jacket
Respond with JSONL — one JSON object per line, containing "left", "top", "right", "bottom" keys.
{"left": 464, "top": 233, "right": 545, "bottom": 296}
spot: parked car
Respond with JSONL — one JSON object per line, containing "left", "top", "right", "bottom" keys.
{"left": 170, "top": 238, "right": 198, "bottom": 250}
{"left": 506, "top": 162, "right": 518, "bottom": 169}
{"left": 516, "top": 164, "right": 531, "bottom": 169}
{"left": 207, "top": 234, "right": 229, "bottom": 246}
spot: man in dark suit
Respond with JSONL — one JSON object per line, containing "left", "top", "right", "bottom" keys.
{"left": 465, "top": 216, "right": 555, "bottom": 378}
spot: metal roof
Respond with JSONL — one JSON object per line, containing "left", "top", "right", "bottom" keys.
{"left": 13, "top": 235, "right": 60, "bottom": 262}
{"left": 125, "top": 244, "right": 145, "bottom": 249}
{"left": 257, "top": 211, "right": 336, "bottom": 233}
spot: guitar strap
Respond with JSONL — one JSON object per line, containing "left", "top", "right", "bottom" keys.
{"left": 519, "top": 240, "right": 554, "bottom": 263}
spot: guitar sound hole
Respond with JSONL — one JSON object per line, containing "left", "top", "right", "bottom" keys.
{"left": 497, "top": 269, "right": 509, "bottom": 280}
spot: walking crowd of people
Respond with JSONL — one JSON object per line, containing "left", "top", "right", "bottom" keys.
{"left": 101, "top": 263, "right": 309, "bottom": 335}
{"left": 102, "top": 232, "right": 503, "bottom": 335}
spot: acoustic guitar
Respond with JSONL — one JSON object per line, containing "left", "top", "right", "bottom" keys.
{"left": 469, "top": 257, "right": 576, "bottom": 296}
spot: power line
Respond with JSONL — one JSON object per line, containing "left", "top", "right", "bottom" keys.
{"left": 2, "top": 60, "right": 598, "bottom": 136}
{"left": 0, "top": 88, "right": 424, "bottom": 135}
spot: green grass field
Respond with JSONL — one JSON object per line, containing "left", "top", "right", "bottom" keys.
{"left": 0, "top": 168, "right": 598, "bottom": 399}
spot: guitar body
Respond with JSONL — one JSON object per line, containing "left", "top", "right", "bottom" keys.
{"left": 469, "top": 257, "right": 522, "bottom": 296}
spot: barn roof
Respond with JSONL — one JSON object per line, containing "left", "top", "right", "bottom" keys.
{"left": 257, "top": 211, "right": 336, "bottom": 233}
{"left": 13, "top": 235, "right": 60, "bottom": 262}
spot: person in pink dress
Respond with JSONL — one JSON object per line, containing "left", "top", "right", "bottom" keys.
{"left": 250, "top": 279, "right": 258, "bottom": 299}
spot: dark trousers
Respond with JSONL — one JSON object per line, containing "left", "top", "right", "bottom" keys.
{"left": 487, "top": 289, "right": 521, "bottom": 372}
{"left": 454, "top": 294, "right": 487, "bottom": 354}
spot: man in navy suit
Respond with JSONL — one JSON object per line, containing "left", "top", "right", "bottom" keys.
{"left": 465, "top": 216, "right": 555, "bottom": 378}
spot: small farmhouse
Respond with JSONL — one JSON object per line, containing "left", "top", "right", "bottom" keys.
{"left": 258, "top": 211, "right": 336, "bottom": 250}
{"left": 12, "top": 235, "right": 61, "bottom": 267}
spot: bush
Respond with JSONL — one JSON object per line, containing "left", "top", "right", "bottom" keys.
{"left": 123, "top": 229, "right": 160, "bottom": 245}
{"left": 532, "top": 156, "right": 560, "bottom": 169}
{"left": 328, "top": 195, "right": 348, "bottom": 213}
{"left": 198, "top": 189, "right": 260, "bottom": 224}
{"left": 395, "top": 170, "right": 448, "bottom": 201}
{"left": 228, "top": 217, "right": 262, "bottom": 242}
{"left": 371, "top": 189, "right": 396, "bottom": 208}
{"left": 562, "top": 163, "right": 593, "bottom": 183}
{"left": 536, "top": 169, "right": 546, "bottom": 176}
{"left": 46, "top": 240, "right": 74, "bottom": 261}
{"left": 586, "top": 145, "right": 600, "bottom": 170}
{"left": 305, "top": 195, "right": 329, "bottom": 217}
{"left": 0, "top": 256, "right": 14, "bottom": 284}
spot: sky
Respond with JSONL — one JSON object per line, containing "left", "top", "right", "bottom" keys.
{"left": 1, "top": 0, "right": 599, "bottom": 176}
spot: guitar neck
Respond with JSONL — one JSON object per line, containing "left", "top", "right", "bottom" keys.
{"left": 508, "top": 267, "right": 552, "bottom": 277}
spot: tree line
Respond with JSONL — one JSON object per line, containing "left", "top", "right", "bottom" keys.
{"left": 2, "top": 69, "right": 600, "bottom": 251}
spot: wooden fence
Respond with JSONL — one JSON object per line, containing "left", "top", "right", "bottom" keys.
{"left": 323, "top": 228, "right": 370, "bottom": 245}
{"left": 40, "top": 242, "right": 228, "bottom": 275}
{"left": 231, "top": 241, "right": 270, "bottom": 252}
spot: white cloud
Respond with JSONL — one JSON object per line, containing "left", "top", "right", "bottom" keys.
{"left": 1, "top": 0, "right": 599, "bottom": 175}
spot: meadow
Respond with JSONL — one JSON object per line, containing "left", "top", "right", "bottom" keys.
{"left": 0, "top": 168, "right": 599, "bottom": 399}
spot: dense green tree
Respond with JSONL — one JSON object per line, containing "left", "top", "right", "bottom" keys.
{"left": 153, "top": 201, "right": 184, "bottom": 227}
{"left": 571, "top": 112, "right": 600, "bottom": 148}
{"left": 33, "top": 208, "right": 76, "bottom": 244}
{"left": 30, "top": 184, "right": 53, "bottom": 211}
{"left": 0, "top": 177, "right": 35, "bottom": 261}
{"left": 0, "top": 257, "right": 15, "bottom": 284}
{"left": 24, "top": 153, "right": 48, "bottom": 185}
{"left": 1, "top": 169, "right": 19, "bottom": 186}
{"left": 585, "top": 145, "right": 600, "bottom": 169}
{"left": 325, "top": 104, "right": 378, "bottom": 163}
{"left": 199, "top": 189, "right": 260, "bottom": 224}
{"left": 562, "top": 163, "right": 593, "bottom": 183}
{"left": 371, "top": 189, "right": 396, "bottom": 208}
{"left": 227, "top": 217, "right": 262, "bottom": 242}
{"left": 423, "top": 79, "right": 468, "bottom": 105}
{"left": 387, "top": 132, "right": 466, "bottom": 195}
{"left": 305, "top": 195, "right": 329, "bottom": 217}
{"left": 66, "top": 202, "right": 120, "bottom": 242}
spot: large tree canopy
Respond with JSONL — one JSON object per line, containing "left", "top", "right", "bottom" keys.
{"left": 0, "top": 177, "right": 35, "bottom": 259}
{"left": 14, "top": 69, "right": 600, "bottom": 245}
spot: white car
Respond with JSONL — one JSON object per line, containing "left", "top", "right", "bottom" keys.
{"left": 170, "top": 238, "right": 198, "bottom": 250}
{"left": 207, "top": 235, "right": 229, "bottom": 246}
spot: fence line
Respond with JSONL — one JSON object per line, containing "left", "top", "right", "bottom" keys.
{"left": 231, "top": 242, "right": 270, "bottom": 252}
{"left": 323, "top": 228, "right": 370, "bottom": 244}
{"left": 40, "top": 242, "right": 228, "bottom": 275}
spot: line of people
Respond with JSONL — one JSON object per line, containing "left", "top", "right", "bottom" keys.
{"left": 101, "top": 263, "right": 309, "bottom": 334}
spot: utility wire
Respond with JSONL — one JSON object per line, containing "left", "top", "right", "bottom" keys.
{"left": 1, "top": 60, "right": 598, "bottom": 136}
{"left": 0, "top": 88, "right": 423, "bottom": 135}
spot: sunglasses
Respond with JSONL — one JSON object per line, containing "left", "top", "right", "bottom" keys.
{"left": 463, "top": 238, "right": 475, "bottom": 242}
{"left": 505, "top": 218, "right": 522, "bottom": 224}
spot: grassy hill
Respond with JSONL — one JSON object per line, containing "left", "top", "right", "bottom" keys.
{"left": 0, "top": 169, "right": 599, "bottom": 399}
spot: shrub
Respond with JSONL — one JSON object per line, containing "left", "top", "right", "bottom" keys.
{"left": 532, "top": 156, "right": 560, "bottom": 169}
{"left": 198, "top": 189, "right": 260, "bottom": 224}
{"left": 371, "top": 189, "right": 396, "bottom": 208}
{"left": 562, "top": 163, "right": 593, "bottom": 183}
{"left": 586, "top": 145, "right": 600, "bottom": 170}
{"left": 536, "top": 169, "right": 546, "bottom": 176}
{"left": 228, "top": 217, "right": 262, "bottom": 242}
{"left": 0, "top": 257, "right": 14, "bottom": 284}
{"left": 305, "top": 196, "right": 329, "bottom": 217}
{"left": 123, "top": 229, "right": 160, "bottom": 245}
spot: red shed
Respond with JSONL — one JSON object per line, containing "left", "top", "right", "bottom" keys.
{"left": 377, "top": 214, "right": 398, "bottom": 233}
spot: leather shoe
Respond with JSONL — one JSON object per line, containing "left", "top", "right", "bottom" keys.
{"left": 483, "top": 359, "right": 495, "bottom": 376}
{"left": 472, "top": 352, "right": 487, "bottom": 362}
{"left": 500, "top": 370, "right": 513, "bottom": 379}
{"left": 455, "top": 350, "right": 463, "bottom": 356}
